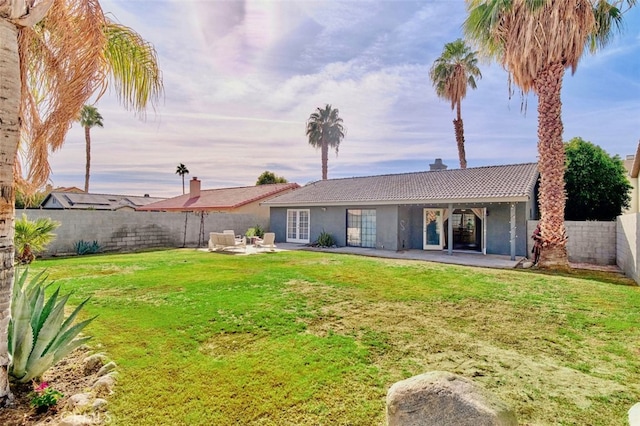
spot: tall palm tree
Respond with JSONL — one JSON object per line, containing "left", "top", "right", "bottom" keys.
{"left": 0, "top": 0, "right": 162, "bottom": 402}
{"left": 176, "top": 163, "right": 189, "bottom": 194}
{"left": 78, "top": 105, "right": 104, "bottom": 192}
{"left": 464, "top": 0, "right": 636, "bottom": 269}
{"left": 429, "top": 39, "right": 481, "bottom": 169}
{"left": 306, "top": 104, "right": 345, "bottom": 180}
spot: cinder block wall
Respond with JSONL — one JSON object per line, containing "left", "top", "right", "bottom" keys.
{"left": 617, "top": 214, "right": 639, "bottom": 283}
{"left": 19, "top": 209, "right": 267, "bottom": 256}
{"left": 527, "top": 220, "right": 617, "bottom": 265}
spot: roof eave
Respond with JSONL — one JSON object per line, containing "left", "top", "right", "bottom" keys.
{"left": 265, "top": 196, "right": 531, "bottom": 208}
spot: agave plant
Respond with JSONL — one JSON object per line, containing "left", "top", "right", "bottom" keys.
{"left": 8, "top": 269, "right": 96, "bottom": 383}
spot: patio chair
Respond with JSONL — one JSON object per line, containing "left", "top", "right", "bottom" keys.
{"left": 256, "top": 232, "right": 276, "bottom": 251}
{"left": 208, "top": 232, "right": 246, "bottom": 252}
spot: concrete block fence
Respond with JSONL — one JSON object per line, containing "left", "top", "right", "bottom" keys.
{"left": 19, "top": 209, "right": 267, "bottom": 256}
{"left": 527, "top": 220, "right": 617, "bottom": 266}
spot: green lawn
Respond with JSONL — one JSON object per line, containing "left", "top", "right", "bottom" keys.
{"left": 31, "top": 249, "right": 640, "bottom": 425}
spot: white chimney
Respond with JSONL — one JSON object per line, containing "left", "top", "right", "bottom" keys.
{"left": 189, "top": 177, "right": 201, "bottom": 198}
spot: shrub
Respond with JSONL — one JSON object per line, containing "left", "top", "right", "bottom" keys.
{"left": 246, "top": 225, "right": 265, "bottom": 239}
{"left": 74, "top": 240, "right": 102, "bottom": 255}
{"left": 30, "top": 382, "right": 63, "bottom": 412}
{"left": 316, "top": 230, "right": 335, "bottom": 248}
{"left": 14, "top": 214, "right": 60, "bottom": 264}
{"left": 8, "top": 269, "right": 96, "bottom": 383}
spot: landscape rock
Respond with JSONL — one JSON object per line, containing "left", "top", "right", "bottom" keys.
{"left": 56, "top": 414, "right": 94, "bottom": 426}
{"left": 629, "top": 402, "right": 640, "bottom": 426}
{"left": 66, "top": 393, "right": 93, "bottom": 411}
{"left": 82, "top": 354, "right": 108, "bottom": 375}
{"left": 386, "top": 371, "right": 518, "bottom": 426}
{"left": 92, "top": 398, "right": 108, "bottom": 411}
{"left": 96, "top": 361, "right": 117, "bottom": 377}
{"left": 92, "top": 375, "right": 116, "bottom": 396}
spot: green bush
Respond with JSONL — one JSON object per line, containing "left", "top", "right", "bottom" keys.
{"left": 316, "top": 230, "right": 335, "bottom": 247}
{"left": 8, "top": 269, "right": 96, "bottom": 383}
{"left": 74, "top": 240, "right": 102, "bottom": 255}
{"left": 246, "top": 225, "right": 265, "bottom": 239}
{"left": 30, "top": 382, "right": 63, "bottom": 412}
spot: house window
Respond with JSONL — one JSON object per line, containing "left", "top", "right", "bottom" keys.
{"left": 347, "top": 209, "right": 376, "bottom": 248}
{"left": 287, "top": 209, "right": 310, "bottom": 243}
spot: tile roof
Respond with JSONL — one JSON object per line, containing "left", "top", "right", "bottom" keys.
{"left": 264, "top": 163, "right": 539, "bottom": 206}
{"left": 137, "top": 183, "right": 300, "bottom": 211}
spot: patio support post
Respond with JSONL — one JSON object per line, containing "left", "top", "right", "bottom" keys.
{"left": 510, "top": 203, "right": 516, "bottom": 261}
{"left": 448, "top": 203, "right": 453, "bottom": 255}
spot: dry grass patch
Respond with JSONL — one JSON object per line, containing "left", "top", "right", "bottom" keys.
{"left": 287, "top": 279, "right": 637, "bottom": 425}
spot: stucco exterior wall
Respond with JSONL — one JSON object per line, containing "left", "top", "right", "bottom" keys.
{"left": 485, "top": 203, "right": 528, "bottom": 256}
{"left": 20, "top": 209, "right": 266, "bottom": 256}
{"left": 271, "top": 202, "right": 530, "bottom": 256}
{"left": 617, "top": 214, "right": 639, "bottom": 282}
{"left": 526, "top": 220, "right": 617, "bottom": 265}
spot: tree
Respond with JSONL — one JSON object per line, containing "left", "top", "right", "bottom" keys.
{"left": 465, "top": 0, "right": 636, "bottom": 269}
{"left": 306, "top": 105, "right": 345, "bottom": 180}
{"left": 176, "top": 163, "right": 189, "bottom": 194}
{"left": 14, "top": 214, "right": 60, "bottom": 264}
{"left": 429, "top": 39, "right": 481, "bottom": 169}
{"left": 256, "top": 171, "right": 288, "bottom": 185}
{"left": 78, "top": 105, "right": 104, "bottom": 193}
{"left": 564, "top": 137, "right": 631, "bottom": 221}
{"left": 0, "top": 0, "right": 162, "bottom": 402}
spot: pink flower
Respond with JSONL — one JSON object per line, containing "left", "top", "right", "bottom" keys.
{"left": 35, "top": 382, "right": 49, "bottom": 392}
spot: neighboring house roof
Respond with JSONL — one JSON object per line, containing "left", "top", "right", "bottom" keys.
{"left": 41, "top": 192, "right": 166, "bottom": 210}
{"left": 52, "top": 186, "right": 85, "bottom": 193}
{"left": 264, "top": 163, "right": 539, "bottom": 207}
{"left": 137, "top": 183, "right": 301, "bottom": 212}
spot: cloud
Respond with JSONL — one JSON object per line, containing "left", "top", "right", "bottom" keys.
{"left": 46, "top": 0, "right": 640, "bottom": 198}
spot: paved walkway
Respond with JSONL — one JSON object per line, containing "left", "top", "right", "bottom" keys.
{"left": 207, "top": 243, "right": 624, "bottom": 273}
{"left": 277, "top": 243, "right": 523, "bottom": 269}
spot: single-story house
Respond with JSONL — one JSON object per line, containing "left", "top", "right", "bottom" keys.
{"left": 263, "top": 162, "right": 540, "bottom": 259}
{"left": 40, "top": 192, "right": 165, "bottom": 211}
{"left": 137, "top": 177, "right": 300, "bottom": 220}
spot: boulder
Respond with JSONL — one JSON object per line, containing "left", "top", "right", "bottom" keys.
{"left": 629, "top": 402, "right": 640, "bottom": 426}
{"left": 387, "top": 371, "right": 518, "bottom": 426}
{"left": 92, "top": 398, "right": 108, "bottom": 411}
{"left": 66, "top": 393, "right": 92, "bottom": 411}
{"left": 82, "top": 353, "right": 107, "bottom": 375}
{"left": 97, "top": 361, "right": 117, "bottom": 377}
{"left": 92, "top": 375, "right": 116, "bottom": 396}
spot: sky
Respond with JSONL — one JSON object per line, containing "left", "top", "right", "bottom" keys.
{"left": 47, "top": 0, "right": 640, "bottom": 198}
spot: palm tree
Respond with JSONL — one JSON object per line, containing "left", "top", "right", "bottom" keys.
{"left": 0, "top": 0, "right": 163, "bottom": 402}
{"left": 176, "top": 163, "right": 189, "bottom": 194}
{"left": 464, "top": 0, "right": 636, "bottom": 269}
{"left": 306, "top": 104, "right": 345, "bottom": 180}
{"left": 78, "top": 105, "right": 104, "bottom": 193}
{"left": 14, "top": 214, "right": 60, "bottom": 264}
{"left": 429, "top": 39, "right": 481, "bottom": 169}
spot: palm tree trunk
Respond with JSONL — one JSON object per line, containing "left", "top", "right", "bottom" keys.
{"left": 535, "top": 62, "right": 569, "bottom": 270}
{"left": 453, "top": 102, "right": 467, "bottom": 169}
{"left": 182, "top": 175, "right": 185, "bottom": 194}
{"left": 0, "top": 17, "right": 21, "bottom": 403}
{"left": 84, "top": 126, "right": 91, "bottom": 192}
{"left": 321, "top": 138, "right": 329, "bottom": 180}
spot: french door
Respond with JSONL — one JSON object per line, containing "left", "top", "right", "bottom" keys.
{"left": 423, "top": 209, "right": 443, "bottom": 250}
{"left": 287, "top": 209, "right": 310, "bottom": 243}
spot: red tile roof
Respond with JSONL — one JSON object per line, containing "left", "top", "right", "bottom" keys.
{"left": 137, "top": 183, "right": 300, "bottom": 212}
